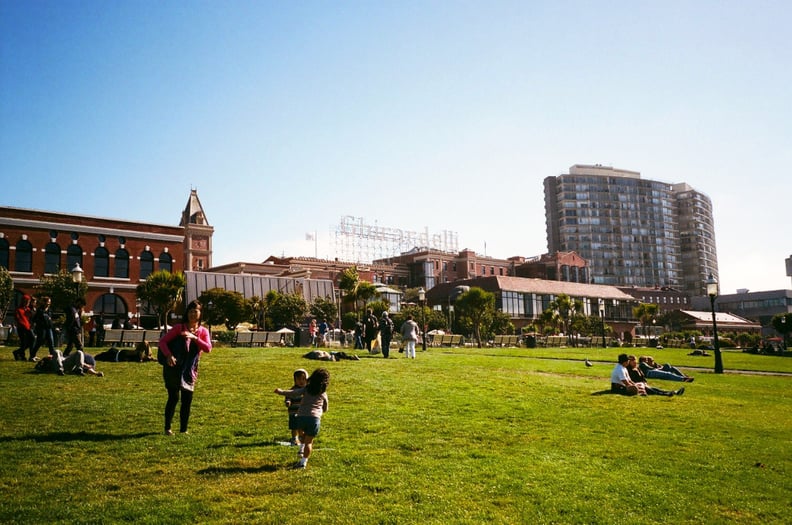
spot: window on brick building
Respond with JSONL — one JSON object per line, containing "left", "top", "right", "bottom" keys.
{"left": 66, "top": 245, "right": 82, "bottom": 274}
{"left": 159, "top": 252, "right": 172, "bottom": 272}
{"left": 140, "top": 251, "right": 154, "bottom": 279}
{"left": 94, "top": 247, "right": 109, "bottom": 277}
{"left": 44, "top": 242, "right": 60, "bottom": 274}
{"left": 15, "top": 239, "right": 33, "bottom": 272}
{"left": 115, "top": 249, "right": 129, "bottom": 278}
{"left": 0, "top": 238, "right": 9, "bottom": 269}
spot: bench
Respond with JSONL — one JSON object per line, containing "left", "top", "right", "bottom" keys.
{"left": 103, "top": 329, "right": 124, "bottom": 346}
{"left": 233, "top": 332, "right": 254, "bottom": 347}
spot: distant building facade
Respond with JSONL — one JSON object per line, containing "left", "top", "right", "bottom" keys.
{"left": 0, "top": 191, "right": 212, "bottom": 325}
{"left": 514, "top": 251, "right": 588, "bottom": 283}
{"left": 544, "top": 164, "right": 718, "bottom": 295}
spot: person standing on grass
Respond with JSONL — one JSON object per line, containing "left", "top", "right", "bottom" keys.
{"left": 62, "top": 298, "right": 86, "bottom": 357}
{"left": 30, "top": 296, "right": 56, "bottom": 359}
{"left": 158, "top": 300, "right": 212, "bottom": 435}
{"left": 379, "top": 311, "right": 394, "bottom": 358}
{"left": 363, "top": 309, "right": 379, "bottom": 353}
{"left": 400, "top": 315, "right": 420, "bottom": 359}
{"left": 274, "top": 368, "right": 329, "bottom": 469}
{"left": 274, "top": 368, "right": 308, "bottom": 446}
{"left": 13, "top": 295, "right": 33, "bottom": 361}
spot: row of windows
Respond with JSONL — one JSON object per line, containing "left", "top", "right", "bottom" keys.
{"left": 0, "top": 238, "right": 172, "bottom": 279}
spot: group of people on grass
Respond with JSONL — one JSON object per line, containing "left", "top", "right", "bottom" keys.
{"left": 153, "top": 300, "right": 329, "bottom": 470}
{"left": 610, "top": 353, "right": 692, "bottom": 397}
{"left": 12, "top": 294, "right": 84, "bottom": 362}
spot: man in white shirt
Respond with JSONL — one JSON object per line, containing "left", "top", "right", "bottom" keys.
{"left": 610, "top": 353, "right": 645, "bottom": 396}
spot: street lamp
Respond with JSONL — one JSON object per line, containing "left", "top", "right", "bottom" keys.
{"left": 706, "top": 273, "right": 724, "bottom": 374}
{"left": 418, "top": 287, "right": 427, "bottom": 352}
{"left": 135, "top": 299, "right": 142, "bottom": 329}
{"left": 598, "top": 299, "right": 606, "bottom": 348}
{"left": 71, "top": 263, "right": 84, "bottom": 285}
{"left": 782, "top": 316, "right": 787, "bottom": 352}
{"left": 71, "top": 263, "right": 84, "bottom": 346}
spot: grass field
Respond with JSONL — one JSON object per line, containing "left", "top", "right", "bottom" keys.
{"left": 1, "top": 343, "right": 790, "bottom": 524}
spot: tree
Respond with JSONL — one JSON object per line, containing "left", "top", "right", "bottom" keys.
{"left": 0, "top": 267, "right": 14, "bottom": 323}
{"left": 136, "top": 270, "right": 186, "bottom": 328}
{"left": 309, "top": 296, "right": 338, "bottom": 325}
{"left": 35, "top": 270, "right": 89, "bottom": 316}
{"left": 633, "top": 302, "right": 660, "bottom": 340}
{"left": 771, "top": 313, "right": 792, "bottom": 350}
{"left": 337, "top": 266, "right": 379, "bottom": 317}
{"left": 198, "top": 288, "right": 249, "bottom": 330}
{"left": 547, "top": 293, "right": 584, "bottom": 344}
{"left": 266, "top": 290, "right": 308, "bottom": 329}
{"left": 248, "top": 295, "right": 266, "bottom": 329}
{"left": 454, "top": 287, "right": 495, "bottom": 348}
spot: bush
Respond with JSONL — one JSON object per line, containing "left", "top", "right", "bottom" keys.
{"left": 214, "top": 331, "right": 236, "bottom": 346}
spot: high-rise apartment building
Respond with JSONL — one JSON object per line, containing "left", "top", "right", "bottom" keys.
{"left": 544, "top": 164, "right": 718, "bottom": 295}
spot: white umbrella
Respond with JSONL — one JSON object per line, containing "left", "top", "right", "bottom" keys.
{"left": 276, "top": 327, "right": 295, "bottom": 334}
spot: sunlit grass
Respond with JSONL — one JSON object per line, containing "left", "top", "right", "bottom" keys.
{"left": 1, "top": 344, "right": 790, "bottom": 524}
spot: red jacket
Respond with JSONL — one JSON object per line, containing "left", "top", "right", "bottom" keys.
{"left": 15, "top": 306, "right": 31, "bottom": 331}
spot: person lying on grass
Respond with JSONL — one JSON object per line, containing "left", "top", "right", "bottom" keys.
{"left": 639, "top": 356, "right": 693, "bottom": 382}
{"left": 34, "top": 350, "right": 104, "bottom": 377}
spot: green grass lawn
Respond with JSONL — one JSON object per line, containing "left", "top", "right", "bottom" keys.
{"left": 1, "top": 344, "right": 790, "bottom": 524}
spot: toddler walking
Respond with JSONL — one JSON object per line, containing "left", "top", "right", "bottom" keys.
{"left": 274, "top": 368, "right": 329, "bottom": 469}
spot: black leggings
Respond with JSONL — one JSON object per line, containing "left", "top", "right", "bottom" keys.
{"left": 164, "top": 387, "right": 194, "bottom": 433}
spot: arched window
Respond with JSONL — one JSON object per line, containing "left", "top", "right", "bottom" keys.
{"left": 115, "top": 248, "right": 129, "bottom": 278}
{"left": 159, "top": 252, "right": 173, "bottom": 273}
{"left": 44, "top": 242, "right": 61, "bottom": 274}
{"left": 0, "top": 238, "right": 9, "bottom": 269}
{"left": 93, "top": 293, "right": 127, "bottom": 318}
{"left": 66, "top": 245, "right": 83, "bottom": 274}
{"left": 140, "top": 251, "right": 154, "bottom": 279}
{"left": 15, "top": 239, "right": 32, "bottom": 272}
{"left": 94, "top": 246, "right": 109, "bottom": 277}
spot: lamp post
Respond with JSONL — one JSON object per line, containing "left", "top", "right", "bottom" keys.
{"left": 706, "top": 273, "right": 724, "bottom": 374}
{"left": 135, "top": 299, "right": 142, "bottom": 329}
{"left": 598, "top": 299, "right": 606, "bottom": 348}
{"left": 418, "top": 287, "right": 427, "bottom": 352}
{"left": 782, "top": 316, "right": 787, "bottom": 352}
{"left": 71, "top": 263, "right": 84, "bottom": 346}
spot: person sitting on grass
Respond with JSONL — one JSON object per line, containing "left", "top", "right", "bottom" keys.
{"left": 627, "top": 355, "right": 683, "bottom": 397}
{"left": 639, "top": 356, "right": 693, "bottom": 382}
{"left": 610, "top": 353, "right": 646, "bottom": 396}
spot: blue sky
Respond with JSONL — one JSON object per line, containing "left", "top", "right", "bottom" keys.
{"left": 1, "top": 0, "right": 790, "bottom": 294}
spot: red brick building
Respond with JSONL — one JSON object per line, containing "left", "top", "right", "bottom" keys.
{"left": 1, "top": 190, "right": 212, "bottom": 325}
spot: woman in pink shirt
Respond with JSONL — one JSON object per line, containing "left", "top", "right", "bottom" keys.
{"left": 158, "top": 300, "right": 212, "bottom": 435}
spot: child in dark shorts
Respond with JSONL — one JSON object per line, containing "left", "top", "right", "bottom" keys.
{"left": 276, "top": 369, "right": 308, "bottom": 445}
{"left": 275, "top": 368, "right": 329, "bottom": 469}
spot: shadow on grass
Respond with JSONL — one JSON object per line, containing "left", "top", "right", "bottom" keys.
{"left": 207, "top": 439, "right": 296, "bottom": 450}
{"left": 197, "top": 464, "right": 281, "bottom": 475}
{"left": 591, "top": 389, "right": 617, "bottom": 396}
{"left": 0, "top": 431, "right": 158, "bottom": 443}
